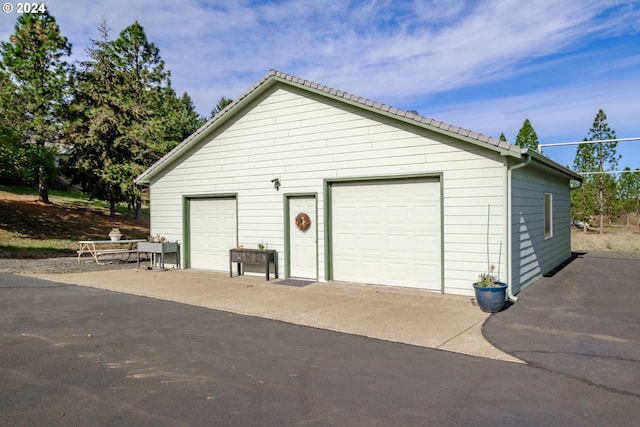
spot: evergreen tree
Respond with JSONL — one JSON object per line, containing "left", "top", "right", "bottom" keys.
{"left": 499, "top": 132, "right": 507, "bottom": 142}
{"left": 572, "top": 109, "right": 619, "bottom": 234}
{"left": 210, "top": 96, "right": 233, "bottom": 118}
{"left": 0, "top": 11, "right": 73, "bottom": 202}
{"left": 67, "top": 22, "right": 124, "bottom": 217}
{"left": 0, "top": 71, "right": 55, "bottom": 184}
{"left": 571, "top": 137, "right": 597, "bottom": 230}
{"left": 165, "top": 92, "right": 205, "bottom": 144}
{"left": 0, "top": 70, "right": 21, "bottom": 179}
{"left": 67, "top": 21, "right": 188, "bottom": 218}
{"left": 618, "top": 168, "right": 640, "bottom": 227}
{"left": 514, "top": 119, "right": 539, "bottom": 150}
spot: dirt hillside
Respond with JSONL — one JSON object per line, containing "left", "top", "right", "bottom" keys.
{"left": 0, "top": 190, "right": 149, "bottom": 258}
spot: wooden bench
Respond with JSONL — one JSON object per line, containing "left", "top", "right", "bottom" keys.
{"left": 77, "top": 240, "right": 146, "bottom": 265}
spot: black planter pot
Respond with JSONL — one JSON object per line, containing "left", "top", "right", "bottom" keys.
{"left": 473, "top": 281, "right": 507, "bottom": 313}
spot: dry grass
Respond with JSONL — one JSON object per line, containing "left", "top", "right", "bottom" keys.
{"left": 0, "top": 188, "right": 149, "bottom": 258}
{"left": 571, "top": 225, "right": 640, "bottom": 253}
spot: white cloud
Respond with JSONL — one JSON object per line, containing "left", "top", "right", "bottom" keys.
{"left": 1, "top": 0, "right": 638, "bottom": 168}
{"left": 429, "top": 72, "right": 640, "bottom": 168}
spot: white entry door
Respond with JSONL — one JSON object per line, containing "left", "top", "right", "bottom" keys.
{"left": 189, "top": 197, "right": 237, "bottom": 270}
{"left": 288, "top": 196, "right": 317, "bottom": 279}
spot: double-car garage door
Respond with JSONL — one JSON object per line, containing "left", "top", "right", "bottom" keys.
{"left": 331, "top": 178, "right": 441, "bottom": 290}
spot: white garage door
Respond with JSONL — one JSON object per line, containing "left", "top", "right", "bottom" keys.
{"left": 331, "top": 178, "right": 441, "bottom": 290}
{"left": 189, "top": 197, "right": 237, "bottom": 270}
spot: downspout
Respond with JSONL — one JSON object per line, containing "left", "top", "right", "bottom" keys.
{"left": 505, "top": 153, "right": 532, "bottom": 302}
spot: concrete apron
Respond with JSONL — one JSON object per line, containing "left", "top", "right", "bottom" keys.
{"left": 27, "top": 269, "right": 522, "bottom": 363}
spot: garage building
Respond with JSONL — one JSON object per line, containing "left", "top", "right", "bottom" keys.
{"left": 135, "top": 70, "right": 582, "bottom": 296}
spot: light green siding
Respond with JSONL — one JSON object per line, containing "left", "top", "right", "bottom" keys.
{"left": 511, "top": 167, "right": 572, "bottom": 293}
{"left": 149, "top": 84, "right": 509, "bottom": 295}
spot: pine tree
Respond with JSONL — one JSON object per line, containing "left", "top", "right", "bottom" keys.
{"left": 0, "top": 11, "right": 73, "bottom": 202}
{"left": 618, "top": 168, "right": 640, "bottom": 227}
{"left": 572, "top": 137, "right": 597, "bottom": 231}
{"left": 572, "top": 109, "right": 619, "bottom": 234}
{"left": 67, "top": 21, "right": 203, "bottom": 218}
{"left": 210, "top": 96, "right": 233, "bottom": 118}
{"left": 0, "top": 70, "right": 21, "bottom": 178}
{"left": 514, "top": 119, "right": 539, "bottom": 151}
{"left": 165, "top": 92, "right": 205, "bottom": 145}
{"left": 499, "top": 132, "right": 507, "bottom": 142}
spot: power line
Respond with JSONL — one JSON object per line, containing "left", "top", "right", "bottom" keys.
{"left": 538, "top": 137, "right": 640, "bottom": 177}
{"left": 538, "top": 137, "right": 640, "bottom": 152}
{"left": 580, "top": 170, "right": 640, "bottom": 175}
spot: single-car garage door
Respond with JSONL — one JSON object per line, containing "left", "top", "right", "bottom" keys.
{"left": 189, "top": 197, "right": 236, "bottom": 270}
{"left": 331, "top": 178, "right": 441, "bottom": 290}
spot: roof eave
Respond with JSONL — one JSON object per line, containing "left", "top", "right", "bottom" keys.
{"left": 135, "top": 76, "right": 280, "bottom": 185}
{"left": 524, "top": 149, "right": 584, "bottom": 181}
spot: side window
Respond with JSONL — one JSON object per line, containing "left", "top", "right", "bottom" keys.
{"left": 544, "top": 193, "right": 553, "bottom": 239}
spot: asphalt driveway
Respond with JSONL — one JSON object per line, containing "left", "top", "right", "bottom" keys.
{"left": 1, "top": 252, "right": 639, "bottom": 425}
{"left": 484, "top": 252, "right": 640, "bottom": 398}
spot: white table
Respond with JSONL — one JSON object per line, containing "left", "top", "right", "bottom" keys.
{"left": 77, "top": 239, "right": 146, "bottom": 264}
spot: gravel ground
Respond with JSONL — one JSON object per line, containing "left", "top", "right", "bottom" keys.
{"left": 0, "top": 255, "right": 147, "bottom": 274}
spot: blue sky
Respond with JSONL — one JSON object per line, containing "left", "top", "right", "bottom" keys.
{"left": 2, "top": 0, "right": 639, "bottom": 171}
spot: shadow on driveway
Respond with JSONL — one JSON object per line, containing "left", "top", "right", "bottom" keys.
{"left": 484, "top": 252, "right": 640, "bottom": 398}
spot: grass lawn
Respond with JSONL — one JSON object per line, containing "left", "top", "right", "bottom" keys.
{"left": 0, "top": 185, "right": 150, "bottom": 258}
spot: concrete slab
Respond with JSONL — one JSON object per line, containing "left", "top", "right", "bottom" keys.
{"left": 27, "top": 269, "right": 522, "bottom": 363}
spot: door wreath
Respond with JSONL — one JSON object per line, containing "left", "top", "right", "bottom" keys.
{"left": 295, "top": 212, "right": 311, "bottom": 232}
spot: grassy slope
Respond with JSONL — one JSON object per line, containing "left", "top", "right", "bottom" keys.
{"left": 1, "top": 186, "right": 638, "bottom": 259}
{"left": 0, "top": 185, "right": 150, "bottom": 258}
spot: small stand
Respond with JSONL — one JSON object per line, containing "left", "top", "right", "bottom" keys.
{"left": 229, "top": 249, "right": 278, "bottom": 280}
{"left": 137, "top": 241, "right": 181, "bottom": 270}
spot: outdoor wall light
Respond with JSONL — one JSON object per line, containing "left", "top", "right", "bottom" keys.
{"left": 271, "top": 177, "right": 281, "bottom": 191}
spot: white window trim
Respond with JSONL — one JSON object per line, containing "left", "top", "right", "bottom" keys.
{"left": 544, "top": 193, "right": 553, "bottom": 239}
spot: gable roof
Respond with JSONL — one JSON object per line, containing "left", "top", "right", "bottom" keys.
{"left": 136, "top": 70, "right": 579, "bottom": 184}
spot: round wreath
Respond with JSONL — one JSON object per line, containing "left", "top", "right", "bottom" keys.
{"left": 295, "top": 212, "right": 311, "bottom": 232}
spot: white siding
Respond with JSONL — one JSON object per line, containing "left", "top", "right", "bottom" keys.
{"left": 149, "top": 85, "right": 508, "bottom": 295}
{"left": 511, "top": 167, "right": 572, "bottom": 293}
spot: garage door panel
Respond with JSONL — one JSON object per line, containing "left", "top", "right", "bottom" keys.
{"left": 414, "top": 205, "right": 438, "bottom": 218}
{"left": 332, "top": 179, "right": 441, "bottom": 290}
{"left": 190, "top": 198, "right": 236, "bottom": 270}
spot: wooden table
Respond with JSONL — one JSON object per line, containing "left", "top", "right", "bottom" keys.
{"left": 77, "top": 240, "right": 146, "bottom": 265}
{"left": 229, "top": 249, "right": 278, "bottom": 280}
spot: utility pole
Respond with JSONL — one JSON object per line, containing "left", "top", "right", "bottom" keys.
{"left": 598, "top": 141, "right": 604, "bottom": 235}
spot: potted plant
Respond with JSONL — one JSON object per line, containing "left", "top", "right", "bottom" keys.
{"left": 472, "top": 204, "right": 509, "bottom": 312}
{"left": 473, "top": 265, "right": 507, "bottom": 313}
{"left": 108, "top": 228, "right": 123, "bottom": 241}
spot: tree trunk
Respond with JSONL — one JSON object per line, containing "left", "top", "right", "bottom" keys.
{"left": 38, "top": 176, "right": 50, "bottom": 204}
{"left": 109, "top": 200, "right": 116, "bottom": 217}
{"left": 598, "top": 142, "right": 604, "bottom": 235}
{"left": 599, "top": 190, "right": 604, "bottom": 235}
{"left": 135, "top": 199, "right": 143, "bottom": 221}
